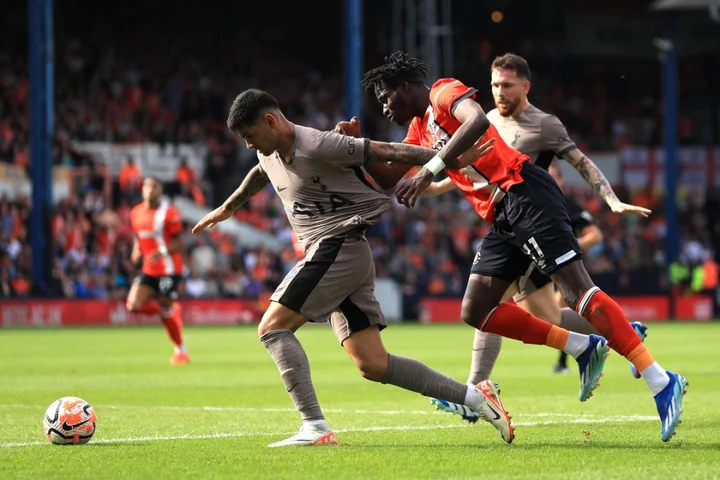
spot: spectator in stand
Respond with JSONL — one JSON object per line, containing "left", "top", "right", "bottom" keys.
{"left": 0, "top": 19, "right": 716, "bottom": 316}
{"left": 184, "top": 267, "right": 208, "bottom": 299}
{"left": 176, "top": 156, "right": 206, "bottom": 206}
{"left": 118, "top": 156, "right": 142, "bottom": 203}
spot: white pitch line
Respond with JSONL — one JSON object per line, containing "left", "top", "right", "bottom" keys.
{"left": 98, "top": 406, "right": 603, "bottom": 417}
{"left": 0, "top": 416, "right": 657, "bottom": 448}
{"left": 0, "top": 404, "right": 641, "bottom": 418}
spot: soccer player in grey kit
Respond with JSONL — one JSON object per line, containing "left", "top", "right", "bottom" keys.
{"left": 192, "top": 89, "right": 514, "bottom": 447}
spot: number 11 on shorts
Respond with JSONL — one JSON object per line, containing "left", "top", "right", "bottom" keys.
{"left": 523, "top": 236, "right": 546, "bottom": 266}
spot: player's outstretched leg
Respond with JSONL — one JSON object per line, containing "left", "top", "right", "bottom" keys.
{"left": 259, "top": 303, "right": 337, "bottom": 448}
{"left": 554, "top": 304, "right": 648, "bottom": 378}
{"left": 340, "top": 324, "right": 514, "bottom": 443}
{"left": 476, "top": 303, "right": 609, "bottom": 401}
{"left": 460, "top": 275, "right": 609, "bottom": 402}
{"left": 464, "top": 282, "right": 523, "bottom": 385}
{"left": 553, "top": 261, "right": 687, "bottom": 441}
{"left": 515, "top": 282, "right": 598, "bottom": 374}
{"left": 467, "top": 331, "right": 502, "bottom": 385}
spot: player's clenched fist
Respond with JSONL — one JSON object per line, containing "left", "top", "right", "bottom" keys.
{"left": 334, "top": 116, "right": 361, "bottom": 138}
{"left": 192, "top": 205, "right": 234, "bottom": 234}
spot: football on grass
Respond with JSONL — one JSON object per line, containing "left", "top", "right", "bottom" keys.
{"left": 43, "top": 397, "right": 96, "bottom": 445}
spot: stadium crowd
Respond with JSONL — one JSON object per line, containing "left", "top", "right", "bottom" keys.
{"left": 1, "top": 17, "right": 717, "bottom": 314}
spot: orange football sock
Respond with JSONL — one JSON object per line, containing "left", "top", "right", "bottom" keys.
{"left": 546, "top": 325, "right": 570, "bottom": 351}
{"left": 626, "top": 343, "right": 655, "bottom": 372}
{"left": 161, "top": 305, "right": 184, "bottom": 348}
{"left": 480, "top": 303, "right": 558, "bottom": 346}
{"left": 577, "top": 287, "right": 646, "bottom": 363}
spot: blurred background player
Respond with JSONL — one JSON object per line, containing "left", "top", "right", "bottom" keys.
{"left": 128, "top": 177, "right": 189, "bottom": 365}
{"left": 423, "top": 53, "right": 650, "bottom": 383}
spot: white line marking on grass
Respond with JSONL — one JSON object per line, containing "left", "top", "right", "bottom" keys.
{"left": 0, "top": 415, "right": 658, "bottom": 448}
{"left": 0, "top": 431, "right": 285, "bottom": 448}
{"left": 0, "top": 404, "right": 650, "bottom": 419}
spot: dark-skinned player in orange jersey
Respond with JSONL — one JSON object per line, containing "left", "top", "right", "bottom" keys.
{"left": 338, "top": 52, "right": 687, "bottom": 442}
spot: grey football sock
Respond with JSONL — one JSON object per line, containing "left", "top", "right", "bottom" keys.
{"left": 560, "top": 308, "right": 599, "bottom": 335}
{"left": 260, "top": 329, "right": 324, "bottom": 422}
{"left": 381, "top": 354, "right": 467, "bottom": 404}
{"left": 466, "top": 331, "right": 502, "bottom": 385}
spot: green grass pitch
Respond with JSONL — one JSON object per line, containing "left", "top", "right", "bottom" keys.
{"left": 1, "top": 322, "right": 719, "bottom": 479}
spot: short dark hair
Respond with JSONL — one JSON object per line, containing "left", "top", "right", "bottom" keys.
{"left": 227, "top": 89, "right": 280, "bottom": 130}
{"left": 491, "top": 53, "right": 531, "bottom": 80}
{"left": 361, "top": 51, "right": 428, "bottom": 93}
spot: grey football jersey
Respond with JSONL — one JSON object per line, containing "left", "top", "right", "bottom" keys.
{"left": 257, "top": 125, "right": 391, "bottom": 251}
{"left": 486, "top": 104, "right": 577, "bottom": 170}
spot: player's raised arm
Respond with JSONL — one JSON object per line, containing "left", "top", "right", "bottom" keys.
{"left": 562, "top": 147, "right": 651, "bottom": 217}
{"left": 381, "top": 136, "right": 494, "bottom": 208}
{"left": 438, "top": 97, "right": 491, "bottom": 165}
{"left": 320, "top": 122, "right": 494, "bottom": 171}
{"left": 191, "top": 165, "right": 270, "bottom": 234}
{"left": 365, "top": 138, "right": 495, "bottom": 169}
{"left": 393, "top": 78, "right": 497, "bottom": 208}
{"left": 414, "top": 98, "right": 491, "bottom": 198}
{"left": 333, "top": 116, "right": 487, "bottom": 191}
{"left": 364, "top": 99, "right": 492, "bottom": 175}
{"left": 334, "top": 116, "right": 412, "bottom": 190}
{"left": 542, "top": 115, "right": 651, "bottom": 218}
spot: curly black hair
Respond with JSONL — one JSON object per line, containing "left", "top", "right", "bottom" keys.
{"left": 361, "top": 51, "right": 428, "bottom": 93}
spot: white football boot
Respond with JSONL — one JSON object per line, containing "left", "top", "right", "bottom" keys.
{"left": 268, "top": 421, "right": 338, "bottom": 448}
{"left": 431, "top": 380, "right": 515, "bottom": 444}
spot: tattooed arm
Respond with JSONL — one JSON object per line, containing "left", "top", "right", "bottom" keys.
{"left": 365, "top": 138, "right": 493, "bottom": 169}
{"left": 562, "top": 149, "right": 651, "bottom": 217}
{"left": 191, "top": 165, "right": 270, "bottom": 234}
{"left": 562, "top": 149, "right": 619, "bottom": 205}
{"left": 329, "top": 117, "right": 494, "bottom": 187}
{"left": 333, "top": 117, "right": 413, "bottom": 189}
{"left": 222, "top": 164, "right": 271, "bottom": 211}
{"left": 541, "top": 115, "right": 651, "bottom": 217}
